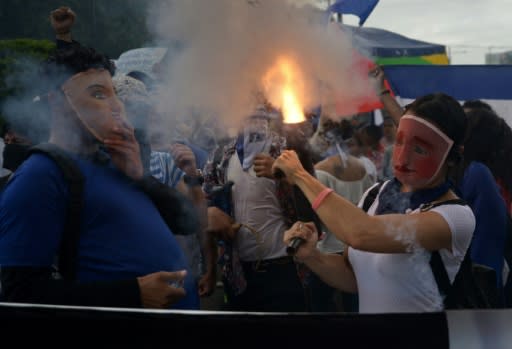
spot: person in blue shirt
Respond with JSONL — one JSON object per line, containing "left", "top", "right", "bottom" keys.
{"left": 0, "top": 44, "right": 199, "bottom": 310}
{"left": 457, "top": 103, "right": 512, "bottom": 306}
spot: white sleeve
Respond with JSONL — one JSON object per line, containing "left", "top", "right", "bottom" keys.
{"left": 431, "top": 204, "right": 475, "bottom": 258}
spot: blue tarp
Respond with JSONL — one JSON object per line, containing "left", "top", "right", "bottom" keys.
{"left": 341, "top": 25, "right": 446, "bottom": 58}
{"left": 383, "top": 65, "right": 512, "bottom": 100}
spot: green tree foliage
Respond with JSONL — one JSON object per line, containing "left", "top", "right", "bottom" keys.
{"left": 0, "top": 0, "right": 154, "bottom": 134}
{"left": 0, "top": 0, "right": 155, "bottom": 134}
{"left": 0, "top": 0, "right": 153, "bottom": 59}
{"left": 0, "top": 38, "right": 55, "bottom": 96}
{"left": 0, "top": 38, "right": 55, "bottom": 131}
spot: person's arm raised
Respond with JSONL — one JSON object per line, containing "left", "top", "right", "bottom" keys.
{"left": 273, "top": 150, "right": 454, "bottom": 254}
{"left": 50, "top": 6, "right": 76, "bottom": 44}
{"left": 370, "top": 65, "right": 404, "bottom": 125}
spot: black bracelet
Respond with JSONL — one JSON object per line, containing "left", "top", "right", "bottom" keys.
{"left": 379, "top": 89, "right": 391, "bottom": 96}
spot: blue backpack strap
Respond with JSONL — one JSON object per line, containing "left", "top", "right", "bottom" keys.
{"left": 28, "top": 143, "right": 84, "bottom": 281}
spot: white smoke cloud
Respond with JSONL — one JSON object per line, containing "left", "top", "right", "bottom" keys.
{"left": 146, "top": 0, "right": 377, "bottom": 136}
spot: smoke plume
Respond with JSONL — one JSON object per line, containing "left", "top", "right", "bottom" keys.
{"left": 146, "top": 0, "right": 377, "bottom": 135}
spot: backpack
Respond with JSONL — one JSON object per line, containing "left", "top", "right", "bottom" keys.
{"left": 361, "top": 181, "right": 499, "bottom": 309}
{"left": 29, "top": 143, "right": 85, "bottom": 281}
{"left": 0, "top": 142, "right": 83, "bottom": 291}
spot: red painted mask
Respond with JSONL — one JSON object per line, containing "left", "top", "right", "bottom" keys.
{"left": 392, "top": 115, "right": 453, "bottom": 188}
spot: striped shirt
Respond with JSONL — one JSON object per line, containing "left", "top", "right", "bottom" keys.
{"left": 149, "top": 151, "right": 183, "bottom": 188}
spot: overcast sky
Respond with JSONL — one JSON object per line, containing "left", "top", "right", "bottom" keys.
{"left": 299, "top": 0, "right": 512, "bottom": 64}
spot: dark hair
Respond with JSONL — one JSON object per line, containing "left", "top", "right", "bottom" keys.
{"left": 41, "top": 46, "right": 115, "bottom": 91}
{"left": 363, "top": 124, "right": 383, "bottom": 144}
{"left": 464, "top": 108, "right": 512, "bottom": 197}
{"left": 462, "top": 99, "right": 494, "bottom": 113}
{"left": 1, "top": 122, "right": 11, "bottom": 138}
{"left": 339, "top": 119, "right": 354, "bottom": 140}
{"left": 404, "top": 93, "right": 467, "bottom": 148}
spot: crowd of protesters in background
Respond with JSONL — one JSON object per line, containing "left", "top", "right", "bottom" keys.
{"left": 0, "top": 6, "right": 511, "bottom": 312}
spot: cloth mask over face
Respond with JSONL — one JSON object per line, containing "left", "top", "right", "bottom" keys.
{"left": 392, "top": 115, "right": 453, "bottom": 188}
{"left": 242, "top": 116, "right": 270, "bottom": 170}
{"left": 61, "top": 69, "right": 130, "bottom": 142}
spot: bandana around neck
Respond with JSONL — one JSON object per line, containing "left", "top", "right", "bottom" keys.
{"left": 375, "top": 178, "right": 451, "bottom": 215}
{"left": 236, "top": 117, "right": 271, "bottom": 171}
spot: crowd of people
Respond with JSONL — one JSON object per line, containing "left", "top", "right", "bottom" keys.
{"left": 0, "top": 6, "right": 511, "bottom": 313}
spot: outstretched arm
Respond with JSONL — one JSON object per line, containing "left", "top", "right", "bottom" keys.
{"left": 274, "top": 150, "right": 456, "bottom": 254}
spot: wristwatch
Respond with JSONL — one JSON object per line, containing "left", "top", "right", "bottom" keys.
{"left": 183, "top": 170, "right": 204, "bottom": 187}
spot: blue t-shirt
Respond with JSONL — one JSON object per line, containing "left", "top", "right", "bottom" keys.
{"left": 458, "top": 161, "right": 507, "bottom": 289}
{"left": 0, "top": 153, "right": 199, "bottom": 309}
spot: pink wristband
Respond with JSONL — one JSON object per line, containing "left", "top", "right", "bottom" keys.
{"left": 311, "top": 188, "right": 334, "bottom": 211}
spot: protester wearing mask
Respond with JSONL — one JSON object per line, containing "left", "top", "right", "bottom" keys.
{"left": 204, "top": 104, "right": 319, "bottom": 312}
{"left": 274, "top": 93, "right": 476, "bottom": 313}
{"left": 0, "top": 45, "right": 199, "bottom": 309}
{"left": 113, "top": 74, "right": 216, "bottom": 301}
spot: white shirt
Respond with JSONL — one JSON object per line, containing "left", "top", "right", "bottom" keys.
{"left": 348, "top": 181, "right": 476, "bottom": 313}
{"left": 227, "top": 153, "right": 288, "bottom": 261}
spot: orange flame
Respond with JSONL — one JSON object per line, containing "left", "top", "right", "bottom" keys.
{"left": 263, "top": 56, "right": 306, "bottom": 124}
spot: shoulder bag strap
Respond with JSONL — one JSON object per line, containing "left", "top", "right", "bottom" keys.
{"left": 28, "top": 143, "right": 84, "bottom": 281}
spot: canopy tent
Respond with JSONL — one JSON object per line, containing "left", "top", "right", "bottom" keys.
{"left": 335, "top": 25, "right": 449, "bottom": 118}
{"left": 340, "top": 24, "right": 449, "bottom": 65}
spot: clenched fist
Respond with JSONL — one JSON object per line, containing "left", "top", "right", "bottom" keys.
{"left": 50, "top": 6, "right": 76, "bottom": 35}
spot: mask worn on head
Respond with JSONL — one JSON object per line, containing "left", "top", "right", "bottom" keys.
{"left": 392, "top": 115, "right": 453, "bottom": 188}
{"left": 3, "top": 143, "right": 31, "bottom": 172}
{"left": 61, "top": 69, "right": 130, "bottom": 142}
